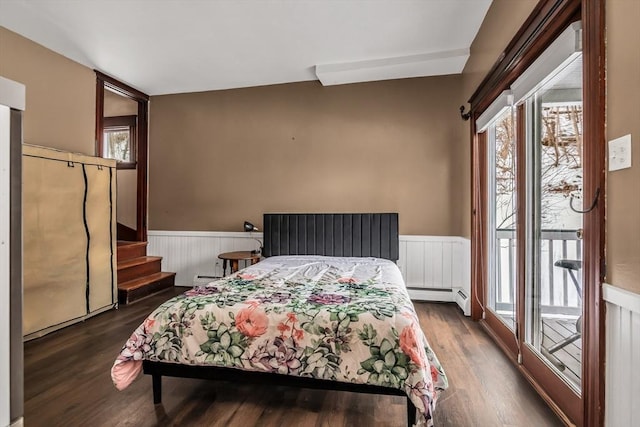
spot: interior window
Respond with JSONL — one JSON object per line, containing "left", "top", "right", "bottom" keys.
{"left": 103, "top": 115, "right": 137, "bottom": 169}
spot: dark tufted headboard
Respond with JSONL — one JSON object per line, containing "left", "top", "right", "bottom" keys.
{"left": 262, "top": 213, "right": 399, "bottom": 261}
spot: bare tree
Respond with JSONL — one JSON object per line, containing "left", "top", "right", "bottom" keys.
{"left": 106, "top": 129, "right": 131, "bottom": 162}
{"left": 493, "top": 104, "right": 583, "bottom": 230}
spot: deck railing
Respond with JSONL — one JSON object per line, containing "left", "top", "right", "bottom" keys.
{"left": 495, "top": 229, "right": 582, "bottom": 317}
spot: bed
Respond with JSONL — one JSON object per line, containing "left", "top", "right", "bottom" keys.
{"left": 111, "top": 213, "right": 448, "bottom": 426}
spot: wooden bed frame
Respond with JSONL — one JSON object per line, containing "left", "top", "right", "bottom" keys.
{"left": 142, "top": 213, "right": 418, "bottom": 425}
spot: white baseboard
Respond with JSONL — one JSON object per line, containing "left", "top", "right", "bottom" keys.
{"left": 407, "top": 288, "right": 454, "bottom": 302}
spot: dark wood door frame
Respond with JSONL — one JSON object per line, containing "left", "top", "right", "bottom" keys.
{"left": 95, "top": 71, "right": 149, "bottom": 242}
{"left": 581, "top": 0, "right": 606, "bottom": 424}
{"left": 468, "top": 0, "right": 606, "bottom": 425}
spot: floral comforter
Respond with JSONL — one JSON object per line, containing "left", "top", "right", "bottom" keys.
{"left": 111, "top": 255, "right": 448, "bottom": 425}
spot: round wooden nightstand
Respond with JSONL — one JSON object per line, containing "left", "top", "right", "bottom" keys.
{"left": 218, "top": 251, "right": 261, "bottom": 276}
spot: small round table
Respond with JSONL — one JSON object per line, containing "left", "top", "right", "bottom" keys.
{"left": 218, "top": 251, "right": 261, "bottom": 276}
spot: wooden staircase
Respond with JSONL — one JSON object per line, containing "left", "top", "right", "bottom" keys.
{"left": 117, "top": 241, "right": 176, "bottom": 304}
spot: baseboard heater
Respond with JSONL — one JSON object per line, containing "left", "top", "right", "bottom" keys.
{"left": 406, "top": 287, "right": 470, "bottom": 316}
{"left": 455, "top": 289, "right": 471, "bottom": 316}
{"left": 193, "top": 275, "right": 222, "bottom": 286}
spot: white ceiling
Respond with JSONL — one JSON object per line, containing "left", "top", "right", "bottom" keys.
{"left": 0, "top": 0, "right": 492, "bottom": 95}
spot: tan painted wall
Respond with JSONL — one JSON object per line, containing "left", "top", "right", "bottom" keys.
{"left": 459, "top": 0, "right": 539, "bottom": 237}
{"left": 149, "top": 77, "right": 466, "bottom": 235}
{"left": 104, "top": 89, "right": 138, "bottom": 229}
{"left": 0, "top": 27, "right": 95, "bottom": 155}
{"left": 104, "top": 89, "right": 138, "bottom": 117}
{"left": 115, "top": 171, "right": 137, "bottom": 229}
{"left": 605, "top": 0, "right": 640, "bottom": 294}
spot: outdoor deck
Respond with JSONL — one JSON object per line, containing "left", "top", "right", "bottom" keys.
{"left": 496, "top": 228, "right": 582, "bottom": 390}
{"left": 542, "top": 317, "right": 581, "bottom": 387}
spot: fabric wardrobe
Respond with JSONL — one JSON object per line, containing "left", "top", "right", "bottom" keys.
{"left": 22, "top": 144, "right": 117, "bottom": 339}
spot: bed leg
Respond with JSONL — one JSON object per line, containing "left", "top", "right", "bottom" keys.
{"left": 152, "top": 374, "right": 162, "bottom": 404}
{"left": 406, "top": 398, "right": 416, "bottom": 427}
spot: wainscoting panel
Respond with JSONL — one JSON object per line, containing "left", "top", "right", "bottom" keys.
{"left": 398, "top": 237, "right": 463, "bottom": 290}
{"left": 604, "top": 283, "right": 640, "bottom": 427}
{"left": 148, "top": 231, "right": 470, "bottom": 311}
{"left": 147, "top": 231, "right": 263, "bottom": 285}
{"left": 397, "top": 236, "right": 470, "bottom": 311}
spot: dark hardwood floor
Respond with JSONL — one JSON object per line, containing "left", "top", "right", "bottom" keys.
{"left": 24, "top": 288, "right": 562, "bottom": 426}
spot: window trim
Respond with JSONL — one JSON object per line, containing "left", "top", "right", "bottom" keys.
{"left": 95, "top": 71, "right": 150, "bottom": 242}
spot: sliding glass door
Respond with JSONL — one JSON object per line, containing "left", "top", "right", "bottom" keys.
{"left": 475, "top": 21, "right": 587, "bottom": 424}
{"left": 525, "top": 55, "right": 584, "bottom": 393}
{"left": 470, "top": 1, "right": 605, "bottom": 424}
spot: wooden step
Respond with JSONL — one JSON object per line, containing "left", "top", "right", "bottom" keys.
{"left": 117, "top": 256, "right": 162, "bottom": 284}
{"left": 117, "top": 241, "right": 148, "bottom": 262}
{"left": 118, "top": 272, "right": 176, "bottom": 305}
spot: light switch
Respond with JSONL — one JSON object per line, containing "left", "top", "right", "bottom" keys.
{"left": 608, "top": 134, "right": 632, "bottom": 171}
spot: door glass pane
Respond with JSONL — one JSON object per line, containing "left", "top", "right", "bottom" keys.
{"left": 487, "top": 108, "right": 517, "bottom": 330}
{"left": 526, "top": 55, "right": 583, "bottom": 392}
